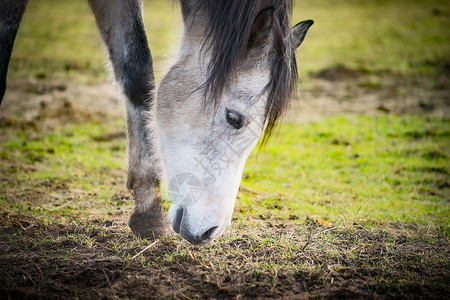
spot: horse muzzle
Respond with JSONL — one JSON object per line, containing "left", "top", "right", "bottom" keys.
{"left": 169, "top": 204, "right": 227, "bottom": 244}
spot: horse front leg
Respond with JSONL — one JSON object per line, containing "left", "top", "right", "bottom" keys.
{"left": 0, "top": 0, "right": 29, "bottom": 103}
{"left": 88, "top": 0, "right": 171, "bottom": 237}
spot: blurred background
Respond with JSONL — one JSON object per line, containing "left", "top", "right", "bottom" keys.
{"left": 0, "top": 1, "right": 449, "bottom": 297}
{"left": 1, "top": 0, "right": 449, "bottom": 228}
{"left": 6, "top": 0, "right": 450, "bottom": 80}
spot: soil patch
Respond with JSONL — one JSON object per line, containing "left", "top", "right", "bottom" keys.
{"left": 0, "top": 213, "right": 448, "bottom": 299}
{"left": 2, "top": 69, "right": 449, "bottom": 128}
{"left": 288, "top": 66, "right": 450, "bottom": 123}
{"left": 1, "top": 78, "right": 123, "bottom": 132}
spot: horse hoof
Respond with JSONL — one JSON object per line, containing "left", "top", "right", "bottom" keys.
{"left": 128, "top": 209, "right": 173, "bottom": 238}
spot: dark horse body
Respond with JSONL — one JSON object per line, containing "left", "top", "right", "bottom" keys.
{"left": 0, "top": 0, "right": 312, "bottom": 244}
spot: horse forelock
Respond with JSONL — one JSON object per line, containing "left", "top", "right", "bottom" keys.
{"left": 181, "top": 0, "right": 297, "bottom": 143}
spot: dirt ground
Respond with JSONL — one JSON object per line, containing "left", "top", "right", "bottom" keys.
{"left": 1, "top": 67, "right": 449, "bottom": 299}
{"left": 1, "top": 212, "right": 448, "bottom": 300}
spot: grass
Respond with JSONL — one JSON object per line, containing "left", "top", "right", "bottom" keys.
{"left": 1, "top": 211, "right": 448, "bottom": 298}
{"left": 8, "top": 0, "right": 450, "bottom": 82}
{"left": 293, "top": 0, "right": 450, "bottom": 73}
{"left": 1, "top": 0, "right": 449, "bottom": 298}
{"left": 240, "top": 115, "right": 449, "bottom": 231}
{"left": 1, "top": 117, "right": 130, "bottom": 222}
{"left": 9, "top": 0, "right": 182, "bottom": 81}
{"left": 1, "top": 115, "right": 448, "bottom": 233}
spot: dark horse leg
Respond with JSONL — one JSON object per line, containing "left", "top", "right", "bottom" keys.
{"left": 0, "top": 0, "right": 29, "bottom": 104}
{"left": 88, "top": 0, "right": 171, "bottom": 237}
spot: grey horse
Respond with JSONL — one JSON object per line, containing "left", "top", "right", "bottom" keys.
{"left": 0, "top": 0, "right": 312, "bottom": 244}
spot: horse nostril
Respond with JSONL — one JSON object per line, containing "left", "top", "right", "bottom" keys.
{"left": 200, "top": 226, "right": 218, "bottom": 241}
{"left": 172, "top": 207, "right": 183, "bottom": 234}
{"left": 179, "top": 225, "right": 220, "bottom": 244}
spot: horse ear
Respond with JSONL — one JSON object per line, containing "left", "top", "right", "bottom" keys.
{"left": 292, "top": 20, "right": 314, "bottom": 49}
{"left": 248, "top": 6, "right": 275, "bottom": 49}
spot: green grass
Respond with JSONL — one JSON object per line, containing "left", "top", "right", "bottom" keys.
{"left": 0, "top": 118, "right": 130, "bottom": 221}
{"left": 1, "top": 115, "right": 448, "bottom": 234}
{"left": 9, "top": 0, "right": 182, "bottom": 81}
{"left": 239, "top": 115, "right": 449, "bottom": 232}
{"left": 8, "top": 0, "right": 450, "bottom": 82}
{"left": 293, "top": 0, "right": 450, "bottom": 73}
{"left": 1, "top": 1, "right": 448, "bottom": 297}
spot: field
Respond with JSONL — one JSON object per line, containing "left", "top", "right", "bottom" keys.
{"left": 1, "top": 0, "right": 449, "bottom": 299}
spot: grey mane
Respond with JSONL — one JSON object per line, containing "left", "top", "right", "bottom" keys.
{"left": 181, "top": 0, "right": 298, "bottom": 143}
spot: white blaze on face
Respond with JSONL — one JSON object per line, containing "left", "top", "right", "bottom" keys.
{"left": 156, "top": 24, "right": 271, "bottom": 243}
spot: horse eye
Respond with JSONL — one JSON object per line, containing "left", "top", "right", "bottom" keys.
{"left": 226, "top": 109, "right": 244, "bottom": 129}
